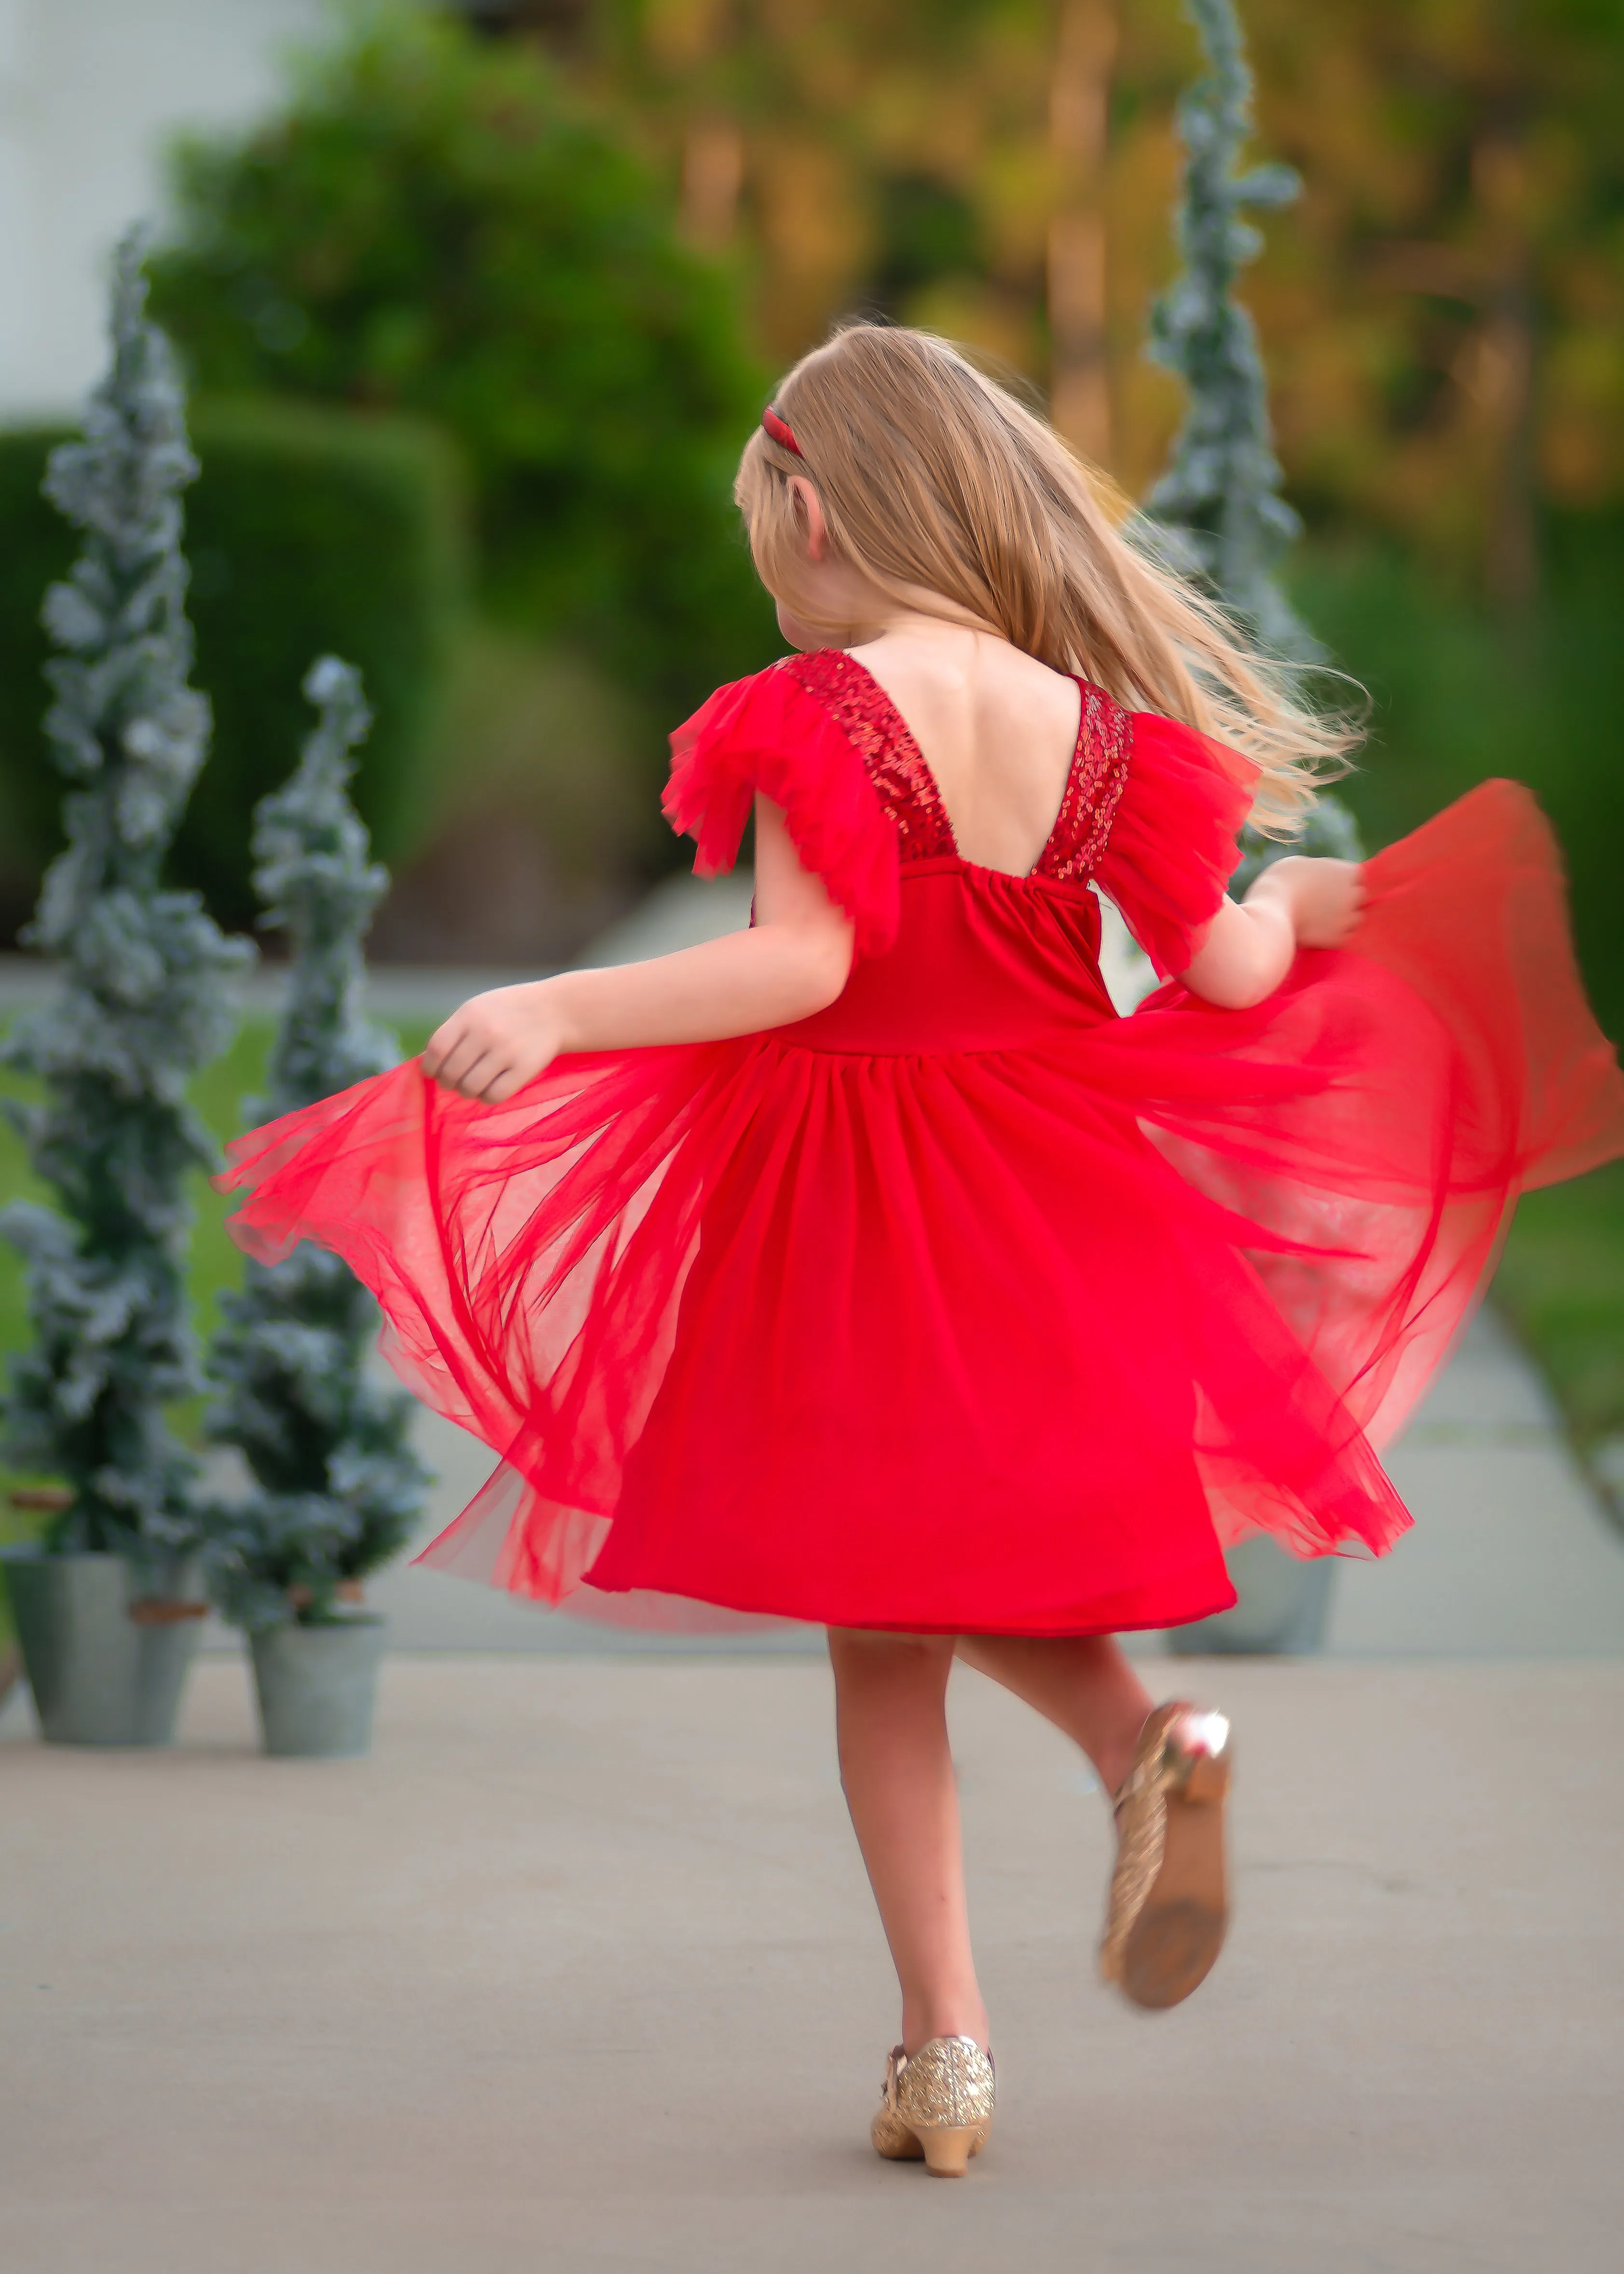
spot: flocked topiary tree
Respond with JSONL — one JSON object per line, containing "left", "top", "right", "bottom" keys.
{"left": 204, "top": 657, "right": 427, "bottom": 1632}
{"left": 0, "top": 232, "right": 251, "bottom": 1581}
{"left": 1142, "top": 0, "right": 1361, "bottom": 882}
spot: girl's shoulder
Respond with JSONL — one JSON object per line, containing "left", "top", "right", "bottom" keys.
{"left": 662, "top": 657, "right": 1261, "bottom": 977}
{"left": 1097, "top": 709, "right": 1261, "bottom": 978}
{"left": 663, "top": 657, "right": 901, "bottom": 954}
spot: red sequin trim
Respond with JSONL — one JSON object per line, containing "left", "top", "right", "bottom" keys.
{"left": 1035, "top": 679, "right": 1132, "bottom": 883}
{"left": 781, "top": 650, "right": 957, "bottom": 860}
{"left": 780, "top": 649, "right": 1131, "bottom": 881}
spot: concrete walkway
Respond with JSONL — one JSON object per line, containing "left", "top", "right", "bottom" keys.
{"left": 4, "top": 1652, "right": 1622, "bottom": 2272}
{"left": 1331, "top": 1308, "right": 1624, "bottom": 1654}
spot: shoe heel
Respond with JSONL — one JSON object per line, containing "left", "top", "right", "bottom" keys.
{"left": 1181, "top": 1746, "right": 1231, "bottom": 1806}
{"left": 1169, "top": 1710, "right": 1231, "bottom": 1805}
{"left": 1103, "top": 1703, "right": 1233, "bottom": 2011}
{"left": 919, "top": 2122, "right": 982, "bottom": 2178}
{"left": 874, "top": 2037, "right": 995, "bottom": 2172}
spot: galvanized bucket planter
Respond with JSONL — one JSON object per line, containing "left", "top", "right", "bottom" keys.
{"left": 0, "top": 1548, "right": 208, "bottom": 1745}
{"left": 249, "top": 1616, "right": 386, "bottom": 1758}
{"left": 1168, "top": 1534, "right": 1336, "bottom": 1657}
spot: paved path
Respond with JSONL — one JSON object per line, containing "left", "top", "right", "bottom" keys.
{"left": 3, "top": 1653, "right": 1622, "bottom": 2273}
{"left": 1331, "top": 1308, "right": 1624, "bottom": 1654}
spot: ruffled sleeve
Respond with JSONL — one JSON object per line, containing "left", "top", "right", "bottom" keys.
{"left": 1094, "top": 712, "right": 1258, "bottom": 978}
{"left": 662, "top": 662, "right": 901, "bottom": 956}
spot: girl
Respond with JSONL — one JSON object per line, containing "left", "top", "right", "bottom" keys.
{"left": 223, "top": 325, "right": 1624, "bottom": 2178}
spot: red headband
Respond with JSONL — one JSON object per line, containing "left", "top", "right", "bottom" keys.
{"left": 761, "top": 404, "right": 803, "bottom": 458}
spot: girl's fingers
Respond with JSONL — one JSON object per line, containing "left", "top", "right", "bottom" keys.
{"left": 429, "top": 1034, "right": 497, "bottom": 1094}
{"left": 427, "top": 1035, "right": 482, "bottom": 1090}
{"left": 425, "top": 1005, "right": 506, "bottom": 1084}
{"left": 450, "top": 1049, "right": 510, "bottom": 1100}
{"left": 423, "top": 1016, "right": 477, "bottom": 1081}
{"left": 446, "top": 1023, "right": 514, "bottom": 1091}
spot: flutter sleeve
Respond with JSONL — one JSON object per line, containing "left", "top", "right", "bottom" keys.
{"left": 662, "top": 662, "right": 901, "bottom": 955}
{"left": 1094, "top": 711, "right": 1259, "bottom": 979}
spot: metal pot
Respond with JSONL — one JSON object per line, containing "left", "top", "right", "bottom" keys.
{"left": 0, "top": 1548, "right": 207, "bottom": 1745}
{"left": 1168, "top": 1534, "right": 1336, "bottom": 1657}
{"left": 249, "top": 1617, "right": 386, "bottom": 1758}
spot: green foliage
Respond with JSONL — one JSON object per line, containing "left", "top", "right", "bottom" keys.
{"left": 1293, "top": 517, "right": 1624, "bottom": 1041}
{"left": 205, "top": 660, "right": 427, "bottom": 1632}
{"left": 1496, "top": 1160, "right": 1624, "bottom": 1465}
{"left": 147, "top": 5, "right": 774, "bottom": 745}
{"left": 0, "top": 238, "right": 252, "bottom": 1573}
{"left": 0, "top": 398, "right": 471, "bottom": 938}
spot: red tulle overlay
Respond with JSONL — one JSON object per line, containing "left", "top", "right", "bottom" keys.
{"left": 220, "top": 767, "right": 1624, "bottom": 1637}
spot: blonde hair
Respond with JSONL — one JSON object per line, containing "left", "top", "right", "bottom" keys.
{"left": 735, "top": 324, "right": 1355, "bottom": 831}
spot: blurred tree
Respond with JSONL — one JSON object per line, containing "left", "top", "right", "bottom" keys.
{"left": 591, "top": 1, "right": 1069, "bottom": 378}
{"left": 1141, "top": 0, "right": 1310, "bottom": 659}
{"left": 148, "top": 6, "right": 772, "bottom": 740}
{"left": 1225, "top": 0, "right": 1624, "bottom": 610}
{"left": 1138, "top": 0, "right": 1362, "bottom": 885}
{"left": 1048, "top": 1, "right": 1120, "bottom": 463}
{"left": 573, "top": 0, "right": 1624, "bottom": 604}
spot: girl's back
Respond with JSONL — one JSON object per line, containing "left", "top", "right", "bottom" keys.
{"left": 848, "top": 625, "right": 1084, "bottom": 879}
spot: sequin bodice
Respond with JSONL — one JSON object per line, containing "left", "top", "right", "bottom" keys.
{"left": 781, "top": 647, "right": 1130, "bottom": 884}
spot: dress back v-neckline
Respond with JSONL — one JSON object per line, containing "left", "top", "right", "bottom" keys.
{"left": 838, "top": 652, "right": 1084, "bottom": 880}
{"left": 784, "top": 647, "right": 1133, "bottom": 887}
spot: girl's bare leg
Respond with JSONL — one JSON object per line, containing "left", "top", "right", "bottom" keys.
{"left": 954, "top": 1634, "right": 1152, "bottom": 1799}
{"left": 827, "top": 1627, "right": 990, "bottom": 2055}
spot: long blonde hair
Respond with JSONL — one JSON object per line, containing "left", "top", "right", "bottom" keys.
{"left": 735, "top": 324, "right": 1354, "bottom": 831}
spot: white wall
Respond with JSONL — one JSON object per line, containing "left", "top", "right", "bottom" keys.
{"left": 0, "top": 0, "right": 334, "bottom": 419}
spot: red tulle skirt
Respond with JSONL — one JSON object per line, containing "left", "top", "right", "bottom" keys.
{"left": 221, "top": 782, "right": 1624, "bottom": 1635}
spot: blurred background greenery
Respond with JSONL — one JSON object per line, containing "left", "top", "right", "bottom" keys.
{"left": 0, "top": 0, "right": 1617, "bottom": 1008}
{"left": 0, "top": 0, "right": 1619, "bottom": 1588}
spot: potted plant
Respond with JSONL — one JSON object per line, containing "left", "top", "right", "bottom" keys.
{"left": 0, "top": 236, "right": 250, "bottom": 1745}
{"left": 205, "top": 658, "right": 428, "bottom": 1758}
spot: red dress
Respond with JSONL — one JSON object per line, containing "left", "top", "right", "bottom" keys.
{"left": 220, "top": 651, "right": 1624, "bottom": 1634}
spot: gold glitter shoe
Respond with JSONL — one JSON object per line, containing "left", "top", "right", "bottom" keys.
{"left": 870, "top": 2037, "right": 995, "bottom": 2177}
{"left": 1100, "top": 1700, "right": 1232, "bottom": 2011}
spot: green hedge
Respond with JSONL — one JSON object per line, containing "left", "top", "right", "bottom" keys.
{"left": 0, "top": 397, "right": 470, "bottom": 938}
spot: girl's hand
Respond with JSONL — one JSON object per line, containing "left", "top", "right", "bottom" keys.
{"left": 1249, "top": 855, "right": 1366, "bottom": 950}
{"left": 1180, "top": 855, "right": 1366, "bottom": 1008}
{"left": 422, "top": 981, "right": 570, "bottom": 1104}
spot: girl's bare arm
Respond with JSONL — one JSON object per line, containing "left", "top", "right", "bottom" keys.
{"left": 1179, "top": 856, "right": 1365, "bottom": 1011}
{"left": 422, "top": 797, "right": 855, "bottom": 1103}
